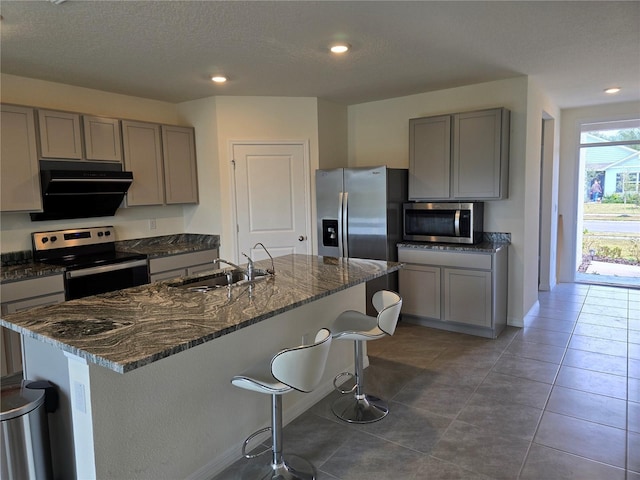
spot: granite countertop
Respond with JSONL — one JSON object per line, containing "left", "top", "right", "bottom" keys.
{"left": 397, "top": 240, "right": 509, "bottom": 253}
{"left": 398, "top": 232, "right": 510, "bottom": 253}
{"left": 115, "top": 233, "right": 220, "bottom": 258}
{"left": 1, "top": 254, "right": 400, "bottom": 374}
{"left": 0, "top": 233, "right": 221, "bottom": 283}
{"left": 1, "top": 262, "right": 66, "bottom": 283}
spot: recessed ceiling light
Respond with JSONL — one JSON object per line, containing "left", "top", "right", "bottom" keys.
{"left": 211, "top": 76, "right": 227, "bottom": 83}
{"left": 330, "top": 44, "right": 350, "bottom": 54}
{"left": 604, "top": 87, "right": 621, "bottom": 94}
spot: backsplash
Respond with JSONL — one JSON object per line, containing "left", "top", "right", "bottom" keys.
{"left": 1, "top": 250, "right": 33, "bottom": 267}
{"left": 483, "top": 232, "right": 511, "bottom": 243}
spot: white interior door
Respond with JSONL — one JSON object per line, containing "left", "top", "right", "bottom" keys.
{"left": 232, "top": 142, "right": 311, "bottom": 262}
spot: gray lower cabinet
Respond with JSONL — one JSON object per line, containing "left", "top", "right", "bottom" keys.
{"left": 149, "top": 249, "right": 219, "bottom": 282}
{"left": 1, "top": 274, "right": 65, "bottom": 375}
{"left": 0, "top": 105, "right": 42, "bottom": 212}
{"left": 398, "top": 246, "right": 508, "bottom": 338}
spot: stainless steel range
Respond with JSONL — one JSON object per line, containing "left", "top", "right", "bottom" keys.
{"left": 32, "top": 226, "right": 149, "bottom": 300}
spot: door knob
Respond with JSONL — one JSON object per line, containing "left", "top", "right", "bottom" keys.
{"left": 298, "top": 235, "right": 307, "bottom": 241}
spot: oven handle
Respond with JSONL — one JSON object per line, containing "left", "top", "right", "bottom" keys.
{"left": 454, "top": 210, "right": 461, "bottom": 237}
{"left": 65, "top": 259, "right": 148, "bottom": 279}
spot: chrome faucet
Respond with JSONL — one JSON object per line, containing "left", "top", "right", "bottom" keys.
{"left": 242, "top": 252, "right": 255, "bottom": 281}
{"left": 252, "top": 242, "right": 276, "bottom": 275}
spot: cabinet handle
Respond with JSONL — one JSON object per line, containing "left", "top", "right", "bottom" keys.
{"left": 298, "top": 236, "right": 307, "bottom": 242}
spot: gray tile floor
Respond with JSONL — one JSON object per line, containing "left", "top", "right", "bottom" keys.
{"left": 214, "top": 284, "right": 639, "bottom": 479}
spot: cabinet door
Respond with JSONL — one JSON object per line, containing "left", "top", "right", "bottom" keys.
{"left": 399, "top": 264, "right": 440, "bottom": 319}
{"left": 0, "top": 105, "right": 42, "bottom": 212}
{"left": 162, "top": 125, "right": 199, "bottom": 204}
{"left": 452, "top": 108, "right": 508, "bottom": 199}
{"left": 409, "top": 115, "right": 451, "bottom": 200}
{"left": 1, "top": 289, "right": 65, "bottom": 376}
{"left": 37, "top": 109, "right": 83, "bottom": 159}
{"left": 83, "top": 115, "right": 122, "bottom": 162}
{"left": 122, "top": 121, "right": 165, "bottom": 206}
{"left": 443, "top": 268, "right": 492, "bottom": 327}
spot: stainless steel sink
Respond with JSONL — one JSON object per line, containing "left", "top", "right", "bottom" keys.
{"left": 172, "top": 269, "right": 271, "bottom": 293}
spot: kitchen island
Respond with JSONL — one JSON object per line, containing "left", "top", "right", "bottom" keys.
{"left": 1, "top": 254, "right": 400, "bottom": 480}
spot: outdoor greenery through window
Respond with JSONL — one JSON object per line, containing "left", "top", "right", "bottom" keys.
{"left": 578, "top": 119, "right": 640, "bottom": 283}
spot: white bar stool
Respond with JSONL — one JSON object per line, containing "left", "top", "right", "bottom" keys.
{"left": 330, "top": 290, "right": 402, "bottom": 424}
{"left": 231, "top": 328, "right": 332, "bottom": 480}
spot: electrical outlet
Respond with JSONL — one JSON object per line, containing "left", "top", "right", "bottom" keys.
{"left": 149, "top": 218, "right": 157, "bottom": 230}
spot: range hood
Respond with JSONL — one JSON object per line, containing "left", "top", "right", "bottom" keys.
{"left": 30, "top": 169, "right": 134, "bottom": 221}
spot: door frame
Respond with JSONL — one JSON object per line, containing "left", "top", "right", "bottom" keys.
{"left": 228, "top": 139, "right": 312, "bottom": 263}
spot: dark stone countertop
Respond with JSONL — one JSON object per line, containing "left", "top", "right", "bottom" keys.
{"left": 0, "top": 234, "right": 221, "bottom": 283}
{"left": 115, "top": 233, "right": 220, "bottom": 258}
{"left": 1, "top": 262, "right": 66, "bottom": 283}
{"left": 0, "top": 255, "right": 400, "bottom": 374}
{"left": 397, "top": 240, "right": 509, "bottom": 253}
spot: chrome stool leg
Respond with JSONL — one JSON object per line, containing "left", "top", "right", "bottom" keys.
{"left": 331, "top": 340, "right": 388, "bottom": 424}
{"left": 242, "top": 395, "right": 316, "bottom": 480}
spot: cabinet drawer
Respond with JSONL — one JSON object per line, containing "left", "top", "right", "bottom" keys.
{"left": 398, "top": 249, "right": 491, "bottom": 270}
{"left": 3, "top": 293, "right": 66, "bottom": 314}
{"left": 150, "top": 268, "right": 187, "bottom": 282}
{"left": 1, "top": 275, "right": 65, "bottom": 303}
{"left": 149, "top": 249, "right": 218, "bottom": 274}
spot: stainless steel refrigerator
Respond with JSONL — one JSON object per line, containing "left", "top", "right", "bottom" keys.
{"left": 316, "top": 166, "right": 407, "bottom": 315}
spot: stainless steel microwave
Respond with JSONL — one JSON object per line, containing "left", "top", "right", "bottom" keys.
{"left": 403, "top": 202, "right": 484, "bottom": 244}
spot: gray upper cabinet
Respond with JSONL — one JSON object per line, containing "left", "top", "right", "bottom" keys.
{"left": 409, "top": 107, "right": 510, "bottom": 200}
{"left": 161, "top": 125, "right": 199, "bottom": 204}
{"left": 0, "top": 105, "right": 43, "bottom": 212}
{"left": 452, "top": 108, "right": 509, "bottom": 199}
{"left": 409, "top": 115, "right": 451, "bottom": 199}
{"left": 122, "top": 120, "right": 165, "bottom": 206}
{"left": 122, "top": 122, "right": 199, "bottom": 206}
{"left": 83, "top": 115, "right": 122, "bottom": 162}
{"left": 37, "top": 109, "right": 83, "bottom": 159}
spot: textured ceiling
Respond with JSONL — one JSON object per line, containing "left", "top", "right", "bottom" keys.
{"left": 1, "top": 1, "right": 639, "bottom": 108}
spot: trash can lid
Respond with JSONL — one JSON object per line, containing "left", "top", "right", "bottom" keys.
{"left": 1, "top": 381, "right": 45, "bottom": 421}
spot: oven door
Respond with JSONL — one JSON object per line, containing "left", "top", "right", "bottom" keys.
{"left": 64, "top": 259, "right": 149, "bottom": 300}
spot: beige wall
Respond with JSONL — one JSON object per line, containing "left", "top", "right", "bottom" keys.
{"left": 558, "top": 100, "right": 640, "bottom": 282}
{"left": 179, "top": 96, "right": 320, "bottom": 260}
{"left": 347, "top": 76, "right": 557, "bottom": 324}
{"left": 0, "top": 74, "right": 190, "bottom": 251}
{"left": 317, "top": 99, "right": 348, "bottom": 170}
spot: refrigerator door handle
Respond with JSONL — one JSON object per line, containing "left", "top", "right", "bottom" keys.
{"left": 342, "top": 191, "right": 349, "bottom": 258}
{"left": 338, "top": 191, "right": 345, "bottom": 256}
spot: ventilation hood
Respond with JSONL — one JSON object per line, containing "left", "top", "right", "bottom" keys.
{"left": 30, "top": 169, "right": 134, "bottom": 221}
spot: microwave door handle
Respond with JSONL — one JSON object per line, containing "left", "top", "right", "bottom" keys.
{"left": 454, "top": 210, "right": 461, "bottom": 237}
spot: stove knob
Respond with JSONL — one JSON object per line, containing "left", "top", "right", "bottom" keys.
{"left": 97, "top": 232, "right": 104, "bottom": 237}
{"left": 104, "top": 231, "right": 111, "bottom": 237}
{"left": 50, "top": 236, "right": 58, "bottom": 242}
{"left": 41, "top": 237, "right": 49, "bottom": 244}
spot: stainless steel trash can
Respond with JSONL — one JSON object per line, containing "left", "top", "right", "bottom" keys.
{"left": 1, "top": 378, "right": 53, "bottom": 480}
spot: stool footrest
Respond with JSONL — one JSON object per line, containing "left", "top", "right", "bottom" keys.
{"left": 331, "top": 393, "right": 389, "bottom": 424}
{"left": 242, "top": 426, "right": 272, "bottom": 459}
{"left": 333, "top": 371, "right": 357, "bottom": 394}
